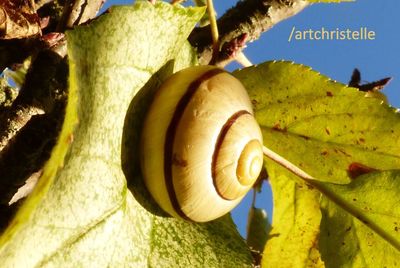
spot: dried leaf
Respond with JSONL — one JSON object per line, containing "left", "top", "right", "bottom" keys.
{"left": 0, "top": 0, "right": 40, "bottom": 39}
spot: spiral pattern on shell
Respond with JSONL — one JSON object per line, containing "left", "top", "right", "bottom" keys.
{"left": 140, "top": 65, "right": 263, "bottom": 222}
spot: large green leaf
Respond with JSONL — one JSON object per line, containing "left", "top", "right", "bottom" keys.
{"left": 233, "top": 61, "right": 400, "bottom": 267}
{"left": 262, "top": 174, "right": 324, "bottom": 268}
{"left": 318, "top": 170, "right": 400, "bottom": 267}
{"left": 234, "top": 61, "right": 400, "bottom": 185}
{"left": 0, "top": 3, "right": 252, "bottom": 267}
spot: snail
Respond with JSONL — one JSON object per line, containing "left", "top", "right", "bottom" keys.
{"left": 140, "top": 65, "right": 264, "bottom": 222}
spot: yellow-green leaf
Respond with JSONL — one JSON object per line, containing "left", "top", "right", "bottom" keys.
{"left": 262, "top": 174, "right": 324, "bottom": 268}
{"left": 234, "top": 61, "right": 400, "bottom": 267}
{"left": 0, "top": 3, "right": 252, "bottom": 267}
{"left": 318, "top": 170, "right": 400, "bottom": 267}
{"left": 246, "top": 206, "right": 270, "bottom": 253}
{"left": 233, "top": 61, "right": 400, "bottom": 185}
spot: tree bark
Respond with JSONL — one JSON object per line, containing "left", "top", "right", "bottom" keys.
{"left": 189, "top": 0, "right": 309, "bottom": 65}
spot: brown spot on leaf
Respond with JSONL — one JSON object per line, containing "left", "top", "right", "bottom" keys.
{"left": 359, "top": 138, "right": 365, "bottom": 143}
{"left": 272, "top": 123, "right": 287, "bottom": 132}
{"left": 299, "top": 134, "right": 310, "bottom": 140}
{"left": 272, "top": 123, "right": 281, "bottom": 130}
{"left": 67, "top": 133, "right": 74, "bottom": 144}
{"left": 325, "top": 128, "right": 331, "bottom": 135}
{"left": 326, "top": 91, "right": 333, "bottom": 97}
{"left": 348, "top": 162, "right": 377, "bottom": 179}
{"left": 338, "top": 149, "right": 351, "bottom": 157}
{"left": 251, "top": 99, "right": 258, "bottom": 106}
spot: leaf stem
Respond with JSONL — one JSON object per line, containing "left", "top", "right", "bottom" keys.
{"left": 206, "top": 0, "right": 219, "bottom": 64}
{"left": 235, "top": 52, "right": 253, "bottom": 67}
{"left": 262, "top": 146, "right": 314, "bottom": 181}
{"left": 251, "top": 188, "right": 256, "bottom": 208}
{"left": 189, "top": 0, "right": 309, "bottom": 65}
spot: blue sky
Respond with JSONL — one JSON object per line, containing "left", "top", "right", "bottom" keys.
{"left": 104, "top": 0, "right": 400, "bottom": 236}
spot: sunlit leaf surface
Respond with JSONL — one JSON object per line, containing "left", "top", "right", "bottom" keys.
{"left": 0, "top": 3, "right": 253, "bottom": 267}
{"left": 234, "top": 61, "right": 400, "bottom": 267}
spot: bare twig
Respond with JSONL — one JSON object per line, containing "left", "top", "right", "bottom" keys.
{"left": 35, "top": 0, "right": 56, "bottom": 10}
{"left": 0, "top": 49, "right": 67, "bottom": 206}
{"left": 235, "top": 52, "right": 253, "bottom": 67}
{"left": 206, "top": 0, "right": 219, "bottom": 64}
{"left": 0, "top": 105, "right": 44, "bottom": 151}
{"left": 0, "top": 0, "right": 101, "bottom": 229}
{"left": 0, "top": 0, "right": 102, "bottom": 230}
{"left": 189, "top": 0, "right": 309, "bottom": 64}
{"left": 57, "top": 0, "right": 105, "bottom": 31}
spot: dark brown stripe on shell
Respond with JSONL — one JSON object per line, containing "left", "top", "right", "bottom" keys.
{"left": 164, "top": 68, "right": 225, "bottom": 220}
{"left": 212, "top": 110, "right": 251, "bottom": 201}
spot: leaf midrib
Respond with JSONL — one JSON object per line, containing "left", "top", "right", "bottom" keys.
{"left": 262, "top": 126, "right": 400, "bottom": 160}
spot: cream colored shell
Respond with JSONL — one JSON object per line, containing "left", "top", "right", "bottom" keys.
{"left": 140, "top": 66, "right": 263, "bottom": 222}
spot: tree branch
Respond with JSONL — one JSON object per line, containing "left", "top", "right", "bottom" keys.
{"left": 0, "top": 0, "right": 103, "bottom": 230}
{"left": 0, "top": 46, "right": 67, "bottom": 150}
{"left": 189, "top": 0, "right": 309, "bottom": 65}
{"left": 0, "top": 49, "right": 67, "bottom": 230}
{"left": 57, "top": 0, "right": 105, "bottom": 31}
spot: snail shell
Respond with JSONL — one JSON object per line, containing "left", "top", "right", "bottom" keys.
{"left": 140, "top": 65, "right": 263, "bottom": 222}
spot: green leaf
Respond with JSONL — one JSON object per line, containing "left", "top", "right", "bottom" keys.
{"left": 233, "top": 61, "right": 400, "bottom": 185}
{"left": 246, "top": 206, "right": 270, "bottom": 253}
{"left": 233, "top": 61, "right": 400, "bottom": 267}
{"left": 261, "top": 175, "right": 324, "bottom": 268}
{"left": 0, "top": 3, "right": 252, "bottom": 267}
{"left": 193, "top": 0, "right": 211, "bottom": 27}
{"left": 318, "top": 170, "right": 400, "bottom": 267}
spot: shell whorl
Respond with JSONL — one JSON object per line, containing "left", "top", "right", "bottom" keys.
{"left": 141, "top": 66, "right": 263, "bottom": 222}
